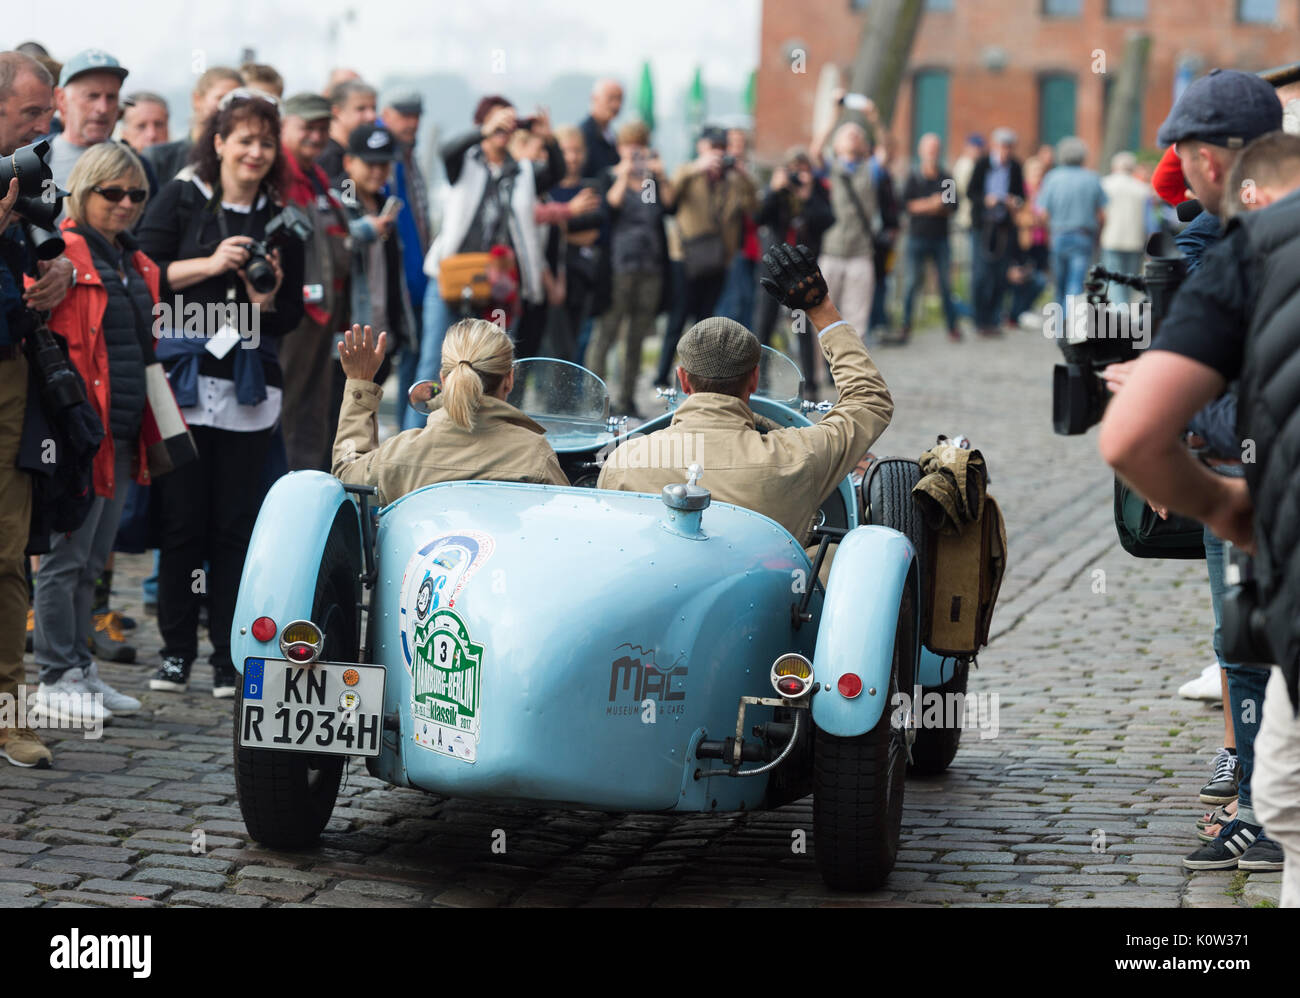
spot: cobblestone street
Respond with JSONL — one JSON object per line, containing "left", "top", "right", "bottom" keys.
{"left": 0, "top": 322, "right": 1277, "bottom": 909}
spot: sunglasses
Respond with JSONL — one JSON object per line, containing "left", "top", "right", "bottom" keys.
{"left": 92, "top": 185, "right": 148, "bottom": 204}
{"left": 218, "top": 87, "right": 281, "bottom": 112}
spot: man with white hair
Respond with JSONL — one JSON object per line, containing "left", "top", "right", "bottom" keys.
{"left": 809, "top": 94, "right": 879, "bottom": 352}
{"left": 1035, "top": 135, "right": 1106, "bottom": 312}
{"left": 580, "top": 78, "right": 623, "bottom": 180}
{"left": 1099, "top": 150, "right": 1152, "bottom": 304}
{"left": 965, "top": 126, "right": 1025, "bottom": 336}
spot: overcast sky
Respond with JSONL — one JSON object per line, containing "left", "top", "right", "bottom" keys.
{"left": 6, "top": 0, "right": 762, "bottom": 106}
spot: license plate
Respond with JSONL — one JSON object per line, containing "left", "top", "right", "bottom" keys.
{"left": 238, "top": 658, "right": 386, "bottom": 758}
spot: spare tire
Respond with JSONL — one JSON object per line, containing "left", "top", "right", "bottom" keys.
{"left": 862, "top": 457, "right": 927, "bottom": 635}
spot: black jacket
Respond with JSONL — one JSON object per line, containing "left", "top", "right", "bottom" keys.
{"left": 1235, "top": 191, "right": 1300, "bottom": 712}
{"left": 967, "top": 154, "right": 1026, "bottom": 232}
{"left": 757, "top": 181, "right": 835, "bottom": 258}
{"left": 579, "top": 116, "right": 619, "bottom": 181}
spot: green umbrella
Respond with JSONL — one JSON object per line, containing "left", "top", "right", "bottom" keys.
{"left": 743, "top": 68, "right": 756, "bottom": 117}
{"left": 637, "top": 61, "right": 655, "bottom": 134}
{"left": 686, "top": 65, "right": 706, "bottom": 134}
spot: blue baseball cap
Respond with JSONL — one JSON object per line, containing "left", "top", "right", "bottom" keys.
{"left": 1156, "top": 68, "right": 1281, "bottom": 148}
{"left": 58, "top": 49, "right": 128, "bottom": 89}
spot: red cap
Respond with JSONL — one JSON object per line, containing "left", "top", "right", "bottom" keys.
{"left": 1152, "top": 146, "right": 1190, "bottom": 206}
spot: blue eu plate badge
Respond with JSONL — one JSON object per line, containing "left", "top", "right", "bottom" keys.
{"left": 244, "top": 659, "right": 264, "bottom": 700}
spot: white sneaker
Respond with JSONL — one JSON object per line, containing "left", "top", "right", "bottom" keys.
{"left": 32, "top": 668, "right": 113, "bottom": 726}
{"left": 83, "top": 663, "right": 141, "bottom": 715}
{"left": 1017, "top": 311, "right": 1044, "bottom": 331}
{"left": 1178, "top": 661, "right": 1223, "bottom": 701}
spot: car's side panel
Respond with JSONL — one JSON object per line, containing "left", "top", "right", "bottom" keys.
{"left": 810, "top": 525, "right": 917, "bottom": 737}
{"left": 370, "top": 482, "right": 816, "bottom": 812}
{"left": 230, "top": 472, "right": 357, "bottom": 674}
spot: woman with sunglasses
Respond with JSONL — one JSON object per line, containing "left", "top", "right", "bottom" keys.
{"left": 29, "top": 142, "right": 167, "bottom": 730}
{"left": 136, "top": 90, "right": 305, "bottom": 698}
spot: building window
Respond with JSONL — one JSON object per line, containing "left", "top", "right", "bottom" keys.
{"left": 1236, "top": 0, "right": 1276, "bottom": 22}
{"left": 1042, "top": 0, "right": 1082, "bottom": 16}
{"left": 911, "top": 69, "right": 950, "bottom": 159}
{"left": 1106, "top": 0, "right": 1146, "bottom": 17}
{"left": 1039, "top": 74, "right": 1077, "bottom": 150}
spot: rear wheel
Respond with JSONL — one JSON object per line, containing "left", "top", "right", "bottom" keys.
{"left": 813, "top": 581, "right": 915, "bottom": 891}
{"left": 234, "top": 506, "right": 360, "bottom": 847}
{"left": 909, "top": 657, "right": 970, "bottom": 776}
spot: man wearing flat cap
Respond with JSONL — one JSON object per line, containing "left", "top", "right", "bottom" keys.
{"left": 599, "top": 244, "right": 892, "bottom": 546}
{"left": 278, "top": 92, "right": 355, "bottom": 471}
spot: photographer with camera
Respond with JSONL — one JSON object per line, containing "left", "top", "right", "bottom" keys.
{"left": 1101, "top": 71, "right": 1285, "bottom": 874}
{"left": 135, "top": 89, "right": 305, "bottom": 699}
{"left": 1100, "top": 91, "right": 1298, "bottom": 888}
{"left": 652, "top": 125, "right": 758, "bottom": 389}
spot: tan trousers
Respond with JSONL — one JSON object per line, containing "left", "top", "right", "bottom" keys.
{"left": 0, "top": 355, "right": 32, "bottom": 701}
{"left": 1255, "top": 666, "right": 1300, "bottom": 906}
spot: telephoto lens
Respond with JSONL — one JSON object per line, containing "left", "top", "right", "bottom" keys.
{"left": 0, "top": 140, "right": 57, "bottom": 199}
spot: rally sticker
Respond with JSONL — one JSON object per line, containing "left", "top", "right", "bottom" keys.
{"left": 409, "top": 608, "right": 484, "bottom": 762}
{"left": 399, "top": 532, "right": 494, "bottom": 762}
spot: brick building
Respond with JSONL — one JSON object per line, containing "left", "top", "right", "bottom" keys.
{"left": 755, "top": 0, "right": 1300, "bottom": 166}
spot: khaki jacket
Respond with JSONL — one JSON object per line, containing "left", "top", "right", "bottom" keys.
{"left": 332, "top": 380, "right": 569, "bottom": 505}
{"left": 671, "top": 165, "right": 759, "bottom": 258}
{"left": 597, "top": 323, "right": 892, "bottom": 543}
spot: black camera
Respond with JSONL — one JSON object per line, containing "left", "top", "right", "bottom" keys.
{"left": 1, "top": 139, "right": 69, "bottom": 259}
{"left": 243, "top": 203, "right": 311, "bottom": 295}
{"left": 1220, "top": 544, "right": 1275, "bottom": 667}
{"left": 10, "top": 307, "right": 85, "bottom": 412}
{"left": 721, "top": 154, "right": 737, "bottom": 171}
{"left": 1051, "top": 230, "right": 1186, "bottom": 435}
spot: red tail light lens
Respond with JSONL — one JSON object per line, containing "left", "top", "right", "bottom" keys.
{"left": 777, "top": 676, "right": 806, "bottom": 697}
{"left": 286, "top": 645, "right": 313, "bottom": 662}
{"left": 251, "top": 617, "right": 277, "bottom": 642}
{"left": 837, "top": 673, "right": 863, "bottom": 699}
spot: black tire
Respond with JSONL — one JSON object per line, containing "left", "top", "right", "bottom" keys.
{"left": 234, "top": 505, "right": 361, "bottom": 848}
{"left": 908, "top": 657, "right": 969, "bottom": 776}
{"left": 813, "top": 580, "right": 915, "bottom": 891}
{"left": 862, "top": 458, "right": 927, "bottom": 633}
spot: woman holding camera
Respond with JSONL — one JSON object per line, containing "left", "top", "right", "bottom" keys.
{"left": 136, "top": 89, "right": 305, "bottom": 698}
{"left": 29, "top": 142, "right": 163, "bottom": 730}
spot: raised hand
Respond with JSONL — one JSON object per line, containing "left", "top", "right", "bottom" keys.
{"left": 338, "top": 323, "right": 388, "bottom": 382}
{"left": 759, "top": 243, "right": 829, "bottom": 311}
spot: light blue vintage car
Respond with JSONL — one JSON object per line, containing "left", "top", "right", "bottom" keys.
{"left": 230, "top": 348, "right": 966, "bottom": 890}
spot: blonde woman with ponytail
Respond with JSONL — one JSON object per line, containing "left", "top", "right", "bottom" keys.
{"left": 332, "top": 320, "right": 568, "bottom": 504}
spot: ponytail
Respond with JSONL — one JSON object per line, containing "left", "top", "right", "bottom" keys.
{"left": 439, "top": 319, "right": 515, "bottom": 430}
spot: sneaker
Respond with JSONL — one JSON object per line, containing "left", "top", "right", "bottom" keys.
{"left": 82, "top": 663, "right": 141, "bottom": 715}
{"left": 89, "top": 611, "right": 137, "bottom": 664}
{"left": 212, "top": 663, "right": 238, "bottom": 699}
{"left": 1199, "top": 747, "right": 1240, "bottom": 804}
{"left": 1238, "top": 834, "right": 1285, "bottom": 872}
{"left": 31, "top": 668, "right": 113, "bottom": 727}
{"left": 0, "top": 727, "right": 52, "bottom": 768}
{"left": 150, "top": 656, "right": 191, "bottom": 693}
{"left": 1179, "top": 661, "right": 1223, "bottom": 701}
{"left": 1183, "top": 819, "right": 1261, "bottom": 870}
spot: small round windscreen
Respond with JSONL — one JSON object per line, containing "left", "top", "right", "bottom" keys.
{"left": 753, "top": 345, "right": 803, "bottom": 407}
{"left": 507, "top": 358, "right": 611, "bottom": 452}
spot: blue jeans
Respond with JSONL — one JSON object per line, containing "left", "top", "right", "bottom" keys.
{"left": 1051, "top": 230, "right": 1095, "bottom": 311}
{"left": 1007, "top": 268, "right": 1047, "bottom": 321}
{"left": 404, "top": 284, "right": 457, "bottom": 431}
{"left": 717, "top": 253, "right": 756, "bottom": 328}
{"left": 1101, "top": 249, "right": 1143, "bottom": 304}
{"left": 972, "top": 227, "right": 1013, "bottom": 328}
{"left": 1206, "top": 517, "right": 1267, "bottom": 820}
{"left": 901, "top": 234, "right": 957, "bottom": 331}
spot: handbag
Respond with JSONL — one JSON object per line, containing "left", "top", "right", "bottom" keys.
{"left": 1113, "top": 477, "right": 1207, "bottom": 560}
{"left": 681, "top": 180, "right": 729, "bottom": 281}
{"left": 438, "top": 251, "right": 494, "bottom": 306}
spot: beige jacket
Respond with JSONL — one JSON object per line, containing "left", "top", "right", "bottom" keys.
{"left": 332, "top": 380, "right": 568, "bottom": 505}
{"left": 671, "top": 165, "right": 759, "bottom": 258}
{"left": 597, "top": 323, "right": 892, "bottom": 543}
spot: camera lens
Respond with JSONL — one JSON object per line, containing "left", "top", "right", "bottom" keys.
{"left": 244, "top": 253, "right": 276, "bottom": 295}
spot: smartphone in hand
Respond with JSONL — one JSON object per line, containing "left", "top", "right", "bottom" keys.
{"left": 380, "top": 196, "right": 402, "bottom": 220}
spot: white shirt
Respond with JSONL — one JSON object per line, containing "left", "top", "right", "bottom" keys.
{"left": 1100, "top": 172, "right": 1152, "bottom": 253}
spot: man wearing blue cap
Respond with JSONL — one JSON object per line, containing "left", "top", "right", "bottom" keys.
{"left": 1099, "top": 68, "right": 1288, "bottom": 881}
{"left": 49, "top": 49, "right": 129, "bottom": 189}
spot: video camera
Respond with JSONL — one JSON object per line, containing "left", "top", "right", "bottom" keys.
{"left": 1051, "top": 230, "right": 1186, "bottom": 435}
{"left": 242, "top": 203, "right": 311, "bottom": 295}
{"left": 1220, "top": 543, "right": 1275, "bottom": 666}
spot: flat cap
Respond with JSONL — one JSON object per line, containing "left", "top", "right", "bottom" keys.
{"left": 384, "top": 89, "right": 423, "bottom": 115}
{"left": 1157, "top": 69, "right": 1281, "bottom": 149}
{"left": 678, "top": 317, "right": 761, "bottom": 380}
{"left": 282, "top": 92, "right": 332, "bottom": 122}
{"left": 59, "top": 49, "right": 128, "bottom": 88}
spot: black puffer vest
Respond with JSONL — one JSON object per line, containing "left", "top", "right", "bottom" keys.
{"left": 77, "top": 226, "right": 149, "bottom": 441}
{"left": 1235, "top": 188, "right": 1300, "bottom": 712}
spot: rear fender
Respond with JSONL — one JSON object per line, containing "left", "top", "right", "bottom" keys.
{"left": 230, "top": 471, "right": 359, "bottom": 673}
{"left": 810, "top": 525, "right": 917, "bottom": 737}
